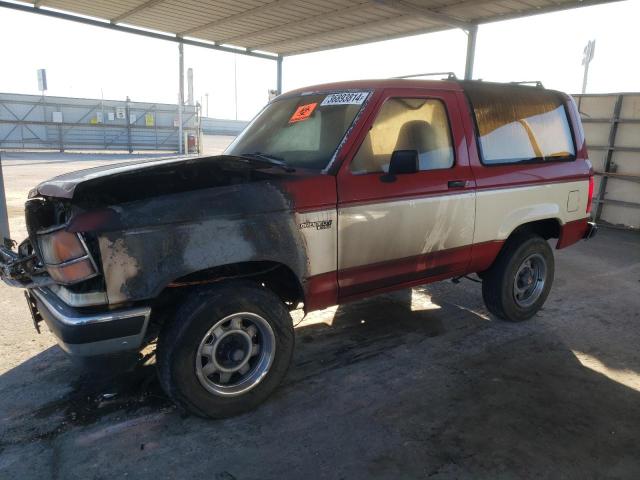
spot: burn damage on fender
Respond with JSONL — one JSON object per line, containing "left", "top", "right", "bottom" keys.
{"left": 97, "top": 182, "right": 307, "bottom": 304}
{"left": 32, "top": 155, "right": 314, "bottom": 305}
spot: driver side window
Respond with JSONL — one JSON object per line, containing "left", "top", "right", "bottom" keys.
{"left": 350, "top": 98, "right": 454, "bottom": 174}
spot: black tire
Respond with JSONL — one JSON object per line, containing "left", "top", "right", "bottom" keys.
{"left": 481, "top": 234, "right": 554, "bottom": 322}
{"left": 157, "top": 281, "right": 294, "bottom": 418}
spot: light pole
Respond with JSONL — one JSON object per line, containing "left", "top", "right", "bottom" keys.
{"left": 178, "top": 42, "right": 184, "bottom": 154}
{"left": 582, "top": 39, "right": 596, "bottom": 94}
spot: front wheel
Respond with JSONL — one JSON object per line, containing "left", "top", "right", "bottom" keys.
{"left": 481, "top": 234, "right": 554, "bottom": 322}
{"left": 157, "top": 281, "right": 294, "bottom": 418}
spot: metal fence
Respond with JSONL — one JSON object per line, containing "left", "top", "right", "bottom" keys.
{"left": 0, "top": 92, "right": 198, "bottom": 152}
{"left": 574, "top": 93, "right": 640, "bottom": 229}
{"left": 201, "top": 117, "right": 247, "bottom": 136}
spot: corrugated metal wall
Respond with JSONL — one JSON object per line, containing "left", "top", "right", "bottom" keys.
{"left": 0, "top": 92, "right": 198, "bottom": 152}
{"left": 574, "top": 93, "right": 640, "bottom": 229}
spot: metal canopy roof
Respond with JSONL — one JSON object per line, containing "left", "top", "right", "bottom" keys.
{"left": 2, "top": 0, "right": 621, "bottom": 58}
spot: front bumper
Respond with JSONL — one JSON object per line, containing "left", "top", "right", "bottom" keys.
{"left": 0, "top": 243, "right": 52, "bottom": 289}
{"left": 27, "top": 288, "right": 151, "bottom": 357}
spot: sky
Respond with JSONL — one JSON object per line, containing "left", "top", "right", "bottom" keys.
{"left": 0, "top": 0, "right": 638, "bottom": 121}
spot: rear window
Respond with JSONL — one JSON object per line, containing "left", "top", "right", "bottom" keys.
{"left": 465, "top": 84, "right": 575, "bottom": 165}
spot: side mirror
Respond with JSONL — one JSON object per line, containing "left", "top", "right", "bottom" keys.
{"left": 381, "top": 150, "right": 418, "bottom": 182}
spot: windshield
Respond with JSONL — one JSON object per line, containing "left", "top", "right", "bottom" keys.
{"left": 225, "top": 91, "right": 370, "bottom": 170}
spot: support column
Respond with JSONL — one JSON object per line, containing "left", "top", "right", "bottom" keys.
{"left": 464, "top": 25, "right": 478, "bottom": 81}
{"left": 276, "top": 55, "right": 283, "bottom": 95}
{"left": 178, "top": 41, "right": 184, "bottom": 155}
{"left": 125, "top": 96, "right": 133, "bottom": 154}
{"left": 0, "top": 154, "right": 9, "bottom": 241}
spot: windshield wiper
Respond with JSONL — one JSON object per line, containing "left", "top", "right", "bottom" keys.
{"left": 240, "top": 152, "right": 295, "bottom": 172}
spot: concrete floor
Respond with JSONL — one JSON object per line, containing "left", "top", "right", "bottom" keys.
{"left": 1, "top": 151, "right": 640, "bottom": 479}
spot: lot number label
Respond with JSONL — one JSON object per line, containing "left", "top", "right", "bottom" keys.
{"left": 321, "top": 92, "right": 369, "bottom": 106}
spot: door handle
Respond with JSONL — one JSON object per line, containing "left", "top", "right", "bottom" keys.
{"left": 448, "top": 180, "right": 467, "bottom": 188}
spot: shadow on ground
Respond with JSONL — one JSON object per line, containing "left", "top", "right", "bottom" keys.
{"left": 1, "top": 228, "right": 639, "bottom": 479}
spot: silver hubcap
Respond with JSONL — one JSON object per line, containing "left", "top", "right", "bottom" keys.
{"left": 513, "top": 253, "right": 547, "bottom": 308}
{"left": 195, "top": 312, "right": 275, "bottom": 397}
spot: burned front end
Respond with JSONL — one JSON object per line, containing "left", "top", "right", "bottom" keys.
{"left": 1, "top": 196, "right": 150, "bottom": 357}
{"left": 0, "top": 154, "right": 317, "bottom": 362}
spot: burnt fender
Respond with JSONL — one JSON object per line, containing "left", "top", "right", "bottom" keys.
{"left": 97, "top": 182, "right": 308, "bottom": 304}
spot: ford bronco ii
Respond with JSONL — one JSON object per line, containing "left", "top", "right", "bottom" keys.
{"left": 1, "top": 79, "right": 597, "bottom": 418}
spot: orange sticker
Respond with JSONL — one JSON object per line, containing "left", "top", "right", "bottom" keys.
{"left": 289, "top": 102, "right": 317, "bottom": 123}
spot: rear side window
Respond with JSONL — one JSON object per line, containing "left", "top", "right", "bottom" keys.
{"left": 466, "top": 85, "right": 575, "bottom": 165}
{"left": 350, "top": 98, "right": 454, "bottom": 174}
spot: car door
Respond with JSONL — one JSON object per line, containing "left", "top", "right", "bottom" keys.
{"left": 336, "top": 88, "right": 476, "bottom": 298}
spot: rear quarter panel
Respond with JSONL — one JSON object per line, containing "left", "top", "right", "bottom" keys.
{"left": 457, "top": 91, "right": 592, "bottom": 250}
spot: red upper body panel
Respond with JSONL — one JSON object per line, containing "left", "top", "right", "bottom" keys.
{"left": 281, "top": 79, "right": 591, "bottom": 185}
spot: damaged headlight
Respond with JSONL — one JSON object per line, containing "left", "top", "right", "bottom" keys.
{"left": 39, "top": 229, "right": 85, "bottom": 264}
{"left": 37, "top": 228, "right": 97, "bottom": 285}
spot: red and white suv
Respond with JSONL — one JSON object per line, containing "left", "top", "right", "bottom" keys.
{"left": 0, "top": 79, "right": 596, "bottom": 417}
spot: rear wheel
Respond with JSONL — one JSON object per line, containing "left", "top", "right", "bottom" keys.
{"left": 157, "top": 281, "right": 294, "bottom": 418}
{"left": 481, "top": 234, "right": 554, "bottom": 322}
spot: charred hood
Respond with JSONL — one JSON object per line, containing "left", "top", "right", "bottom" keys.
{"left": 35, "top": 155, "right": 297, "bottom": 205}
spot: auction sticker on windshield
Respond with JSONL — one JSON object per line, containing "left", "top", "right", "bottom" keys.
{"left": 289, "top": 102, "right": 318, "bottom": 123}
{"left": 321, "top": 92, "right": 369, "bottom": 106}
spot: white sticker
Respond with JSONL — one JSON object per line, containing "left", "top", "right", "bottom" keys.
{"left": 321, "top": 91, "right": 369, "bottom": 106}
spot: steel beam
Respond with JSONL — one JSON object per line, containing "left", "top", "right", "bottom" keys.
{"left": 593, "top": 198, "right": 640, "bottom": 209}
{"left": 464, "top": 25, "right": 477, "bottom": 80}
{"left": 0, "top": 154, "right": 9, "bottom": 241}
{"left": 376, "top": 0, "right": 472, "bottom": 29}
{"left": 594, "top": 94, "right": 623, "bottom": 221}
{"left": 222, "top": 3, "right": 375, "bottom": 46}
{"left": 281, "top": 0, "right": 623, "bottom": 57}
{"left": 262, "top": 11, "right": 473, "bottom": 54}
{"left": 110, "top": 0, "right": 167, "bottom": 24}
{"left": 261, "top": 13, "right": 416, "bottom": 52}
{"left": 476, "top": 0, "right": 624, "bottom": 26}
{"left": 225, "top": 0, "right": 470, "bottom": 46}
{"left": 178, "top": 0, "right": 296, "bottom": 37}
{"left": 284, "top": 25, "right": 447, "bottom": 56}
{"left": 594, "top": 171, "right": 640, "bottom": 184}
{"left": 0, "top": 1, "right": 278, "bottom": 60}
{"left": 276, "top": 56, "right": 283, "bottom": 95}
{"left": 585, "top": 145, "right": 640, "bottom": 153}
